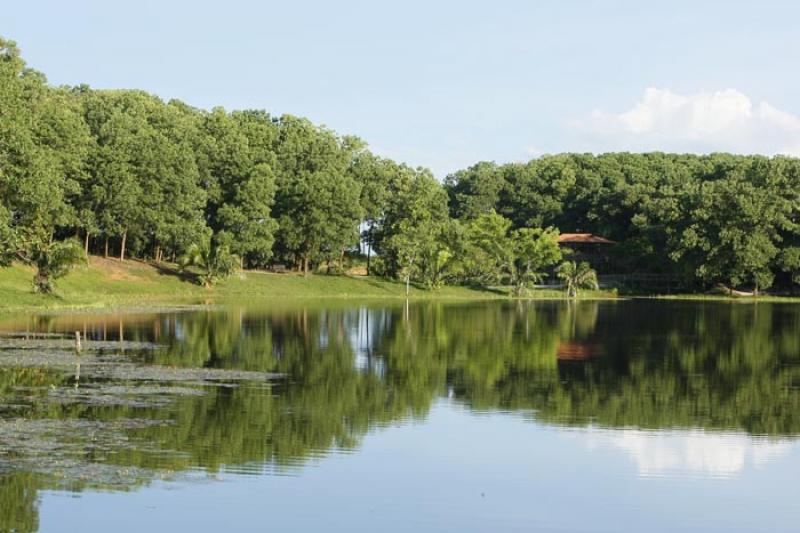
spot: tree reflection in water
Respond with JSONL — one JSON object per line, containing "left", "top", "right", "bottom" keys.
{"left": 0, "top": 300, "right": 799, "bottom": 529}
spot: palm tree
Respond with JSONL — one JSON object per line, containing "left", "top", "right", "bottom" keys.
{"left": 179, "top": 241, "right": 239, "bottom": 287}
{"left": 556, "top": 261, "right": 599, "bottom": 298}
{"left": 28, "top": 240, "right": 86, "bottom": 294}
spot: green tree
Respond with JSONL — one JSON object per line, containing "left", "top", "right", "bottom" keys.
{"left": 24, "top": 239, "right": 86, "bottom": 294}
{"left": 444, "top": 161, "right": 503, "bottom": 219}
{"left": 272, "top": 116, "right": 363, "bottom": 275}
{"left": 508, "top": 227, "right": 562, "bottom": 296}
{"left": 201, "top": 108, "right": 278, "bottom": 268}
{"left": 556, "top": 261, "right": 599, "bottom": 298}
{"left": 179, "top": 241, "right": 240, "bottom": 287}
{"left": 349, "top": 152, "right": 405, "bottom": 275}
{"left": 461, "top": 210, "right": 514, "bottom": 284}
{"left": 80, "top": 90, "right": 207, "bottom": 262}
{"left": 376, "top": 169, "right": 451, "bottom": 290}
{"left": 674, "top": 165, "right": 784, "bottom": 293}
{"left": 0, "top": 39, "right": 89, "bottom": 259}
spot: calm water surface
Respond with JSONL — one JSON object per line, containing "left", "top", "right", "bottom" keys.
{"left": 0, "top": 300, "right": 798, "bottom": 532}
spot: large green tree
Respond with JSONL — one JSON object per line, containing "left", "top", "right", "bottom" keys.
{"left": 374, "top": 168, "right": 451, "bottom": 289}
{"left": 81, "top": 90, "right": 207, "bottom": 261}
{"left": 201, "top": 108, "right": 279, "bottom": 268}
{"left": 272, "top": 116, "right": 364, "bottom": 275}
{"left": 0, "top": 39, "right": 90, "bottom": 263}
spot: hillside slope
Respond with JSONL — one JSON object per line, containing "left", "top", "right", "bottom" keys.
{"left": 0, "top": 257, "right": 509, "bottom": 311}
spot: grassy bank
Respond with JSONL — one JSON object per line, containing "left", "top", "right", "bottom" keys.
{"left": 642, "top": 293, "right": 800, "bottom": 303}
{"left": 0, "top": 257, "right": 616, "bottom": 313}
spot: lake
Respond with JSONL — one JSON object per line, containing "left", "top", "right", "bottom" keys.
{"left": 0, "top": 300, "right": 798, "bottom": 532}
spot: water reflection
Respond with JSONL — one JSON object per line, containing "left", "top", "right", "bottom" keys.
{"left": 579, "top": 428, "right": 793, "bottom": 478}
{"left": 0, "top": 300, "right": 799, "bottom": 530}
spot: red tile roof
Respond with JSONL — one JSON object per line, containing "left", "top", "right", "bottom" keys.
{"left": 557, "top": 233, "right": 615, "bottom": 244}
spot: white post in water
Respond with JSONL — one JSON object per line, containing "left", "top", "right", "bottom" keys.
{"left": 74, "top": 331, "right": 81, "bottom": 353}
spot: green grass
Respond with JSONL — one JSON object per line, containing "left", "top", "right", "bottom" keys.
{"left": 644, "top": 293, "right": 800, "bottom": 303}
{"left": 0, "top": 258, "right": 200, "bottom": 311}
{"left": 0, "top": 257, "right": 617, "bottom": 312}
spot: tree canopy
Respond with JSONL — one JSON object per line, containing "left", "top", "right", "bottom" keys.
{"left": 2, "top": 35, "right": 800, "bottom": 293}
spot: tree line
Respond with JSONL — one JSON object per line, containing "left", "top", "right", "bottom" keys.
{"left": 3, "top": 36, "right": 800, "bottom": 293}
{"left": 446, "top": 153, "right": 800, "bottom": 292}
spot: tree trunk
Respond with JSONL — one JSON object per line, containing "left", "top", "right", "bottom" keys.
{"left": 303, "top": 254, "right": 309, "bottom": 277}
{"left": 155, "top": 245, "right": 161, "bottom": 264}
{"left": 104, "top": 237, "right": 109, "bottom": 258}
{"left": 366, "top": 224, "right": 373, "bottom": 276}
{"left": 84, "top": 231, "right": 89, "bottom": 256}
{"left": 34, "top": 271, "right": 50, "bottom": 294}
{"left": 406, "top": 274, "right": 410, "bottom": 297}
{"left": 119, "top": 231, "right": 127, "bottom": 261}
{"left": 340, "top": 249, "right": 345, "bottom": 273}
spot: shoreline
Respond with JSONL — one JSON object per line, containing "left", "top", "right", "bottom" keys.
{"left": 0, "top": 288, "right": 621, "bottom": 315}
{"left": 3, "top": 257, "right": 799, "bottom": 315}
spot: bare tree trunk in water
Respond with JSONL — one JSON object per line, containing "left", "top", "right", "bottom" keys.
{"left": 119, "top": 231, "right": 127, "bottom": 261}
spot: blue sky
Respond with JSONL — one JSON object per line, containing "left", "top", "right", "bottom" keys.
{"left": 6, "top": 0, "right": 800, "bottom": 177}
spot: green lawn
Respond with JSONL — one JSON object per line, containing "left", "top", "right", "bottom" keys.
{"left": 644, "top": 293, "right": 800, "bottom": 303}
{"left": 0, "top": 257, "right": 617, "bottom": 312}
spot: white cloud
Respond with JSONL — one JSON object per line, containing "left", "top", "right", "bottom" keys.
{"left": 572, "top": 87, "right": 800, "bottom": 155}
{"left": 577, "top": 428, "right": 794, "bottom": 478}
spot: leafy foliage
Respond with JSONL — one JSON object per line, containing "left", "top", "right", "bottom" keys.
{"left": 446, "top": 153, "right": 800, "bottom": 292}
{"left": 3, "top": 35, "right": 800, "bottom": 295}
{"left": 179, "top": 241, "right": 240, "bottom": 287}
{"left": 25, "top": 239, "right": 86, "bottom": 294}
{"left": 556, "top": 261, "right": 599, "bottom": 298}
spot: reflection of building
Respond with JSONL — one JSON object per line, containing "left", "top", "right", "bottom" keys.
{"left": 557, "top": 233, "right": 616, "bottom": 274}
{"left": 556, "top": 341, "right": 602, "bottom": 361}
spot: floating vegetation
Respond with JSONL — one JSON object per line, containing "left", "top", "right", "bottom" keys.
{"left": 0, "top": 335, "right": 279, "bottom": 383}
{"left": 0, "top": 333, "right": 281, "bottom": 492}
{"left": 0, "top": 332, "right": 161, "bottom": 352}
{"left": 0, "top": 418, "right": 178, "bottom": 490}
{"left": 45, "top": 384, "right": 206, "bottom": 408}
